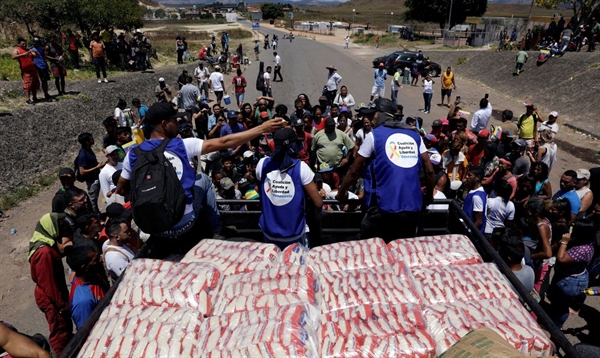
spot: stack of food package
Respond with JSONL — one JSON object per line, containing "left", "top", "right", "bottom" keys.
{"left": 79, "top": 235, "right": 554, "bottom": 357}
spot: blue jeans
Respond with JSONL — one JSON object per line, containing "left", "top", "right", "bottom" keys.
{"left": 549, "top": 270, "right": 589, "bottom": 328}
{"left": 136, "top": 54, "right": 146, "bottom": 72}
{"left": 391, "top": 89, "right": 398, "bottom": 105}
{"left": 262, "top": 89, "right": 272, "bottom": 97}
{"left": 158, "top": 173, "right": 222, "bottom": 238}
{"left": 423, "top": 92, "right": 432, "bottom": 112}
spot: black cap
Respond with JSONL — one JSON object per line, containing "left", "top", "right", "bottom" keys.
{"left": 325, "top": 117, "right": 336, "bottom": 126}
{"left": 372, "top": 98, "right": 397, "bottom": 114}
{"left": 145, "top": 102, "right": 177, "bottom": 125}
{"left": 59, "top": 168, "right": 75, "bottom": 177}
{"left": 105, "top": 203, "right": 132, "bottom": 221}
{"left": 292, "top": 116, "right": 304, "bottom": 127}
{"left": 273, "top": 128, "right": 297, "bottom": 147}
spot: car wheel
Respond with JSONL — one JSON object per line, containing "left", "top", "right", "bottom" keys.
{"left": 429, "top": 69, "right": 438, "bottom": 77}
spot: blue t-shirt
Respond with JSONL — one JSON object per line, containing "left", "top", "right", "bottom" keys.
{"left": 220, "top": 123, "right": 244, "bottom": 137}
{"left": 552, "top": 189, "right": 581, "bottom": 215}
{"left": 138, "top": 105, "right": 148, "bottom": 119}
{"left": 32, "top": 46, "right": 48, "bottom": 69}
{"left": 374, "top": 69, "right": 387, "bottom": 88}
{"left": 69, "top": 277, "right": 107, "bottom": 330}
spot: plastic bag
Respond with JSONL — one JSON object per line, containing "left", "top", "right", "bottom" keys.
{"left": 423, "top": 299, "right": 555, "bottom": 356}
{"left": 319, "top": 262, "right": 421, "bottom": 313}
{"left": 388, "top": 234, "right": 483, "bottom": 268}
{"left": 78, "top": 304, "right": 203, "bottom": 358}
{"left": 307, "top": 238, "right": 395, "bottom": 274}
{"left": 321, "top": 332, "right": 436, "bottom": 358}
{"left": 212, "top": 265, "right": 319, "bottom": 316}
{"left": 182, "top": 239, "right": 281, "bottom": 276}
{"left": 111, "top": 259, "right": 221, "bottom": 315}
{"left": 281, "top": 242, "right": 309, "bottom": 266}
{"left": 197, "top": 341, "right": 318, "bottom": 358}
{"left": 412, "top": 263, "right": 519, "bottom": 305}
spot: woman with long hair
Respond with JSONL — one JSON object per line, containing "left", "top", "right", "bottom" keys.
{"left": 530, "top": 161, "right": 552, "bottom": 199}
{"left": 513, "top": 174, "right": 535, "bottom": 218}
{"left": 549, "top": 218, "right": 595, "bottom": 328}
{"left": 527, "top": 197, "right": 554, "bottom": 295}
{"left": 333, "top": 85, "right": 356, "bottom": 111}
{"left": 311, "top": 105, "right": 325, "bottom": 135}
{"left": 297, "top": 93, "right": 312, "bottom": 111}
{"left": 484, "top": 179, "right": 515, "bottom": 238}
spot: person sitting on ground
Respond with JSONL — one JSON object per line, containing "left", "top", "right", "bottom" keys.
{"left": 0, "top": 323, "right": 51, "bottom": 358}
{"left": 575, "top": 168, "right": 593, "bottom": 214}
{"left": 531, "top": 162, "right": 552, "bottom": 199}
{"left": 116, "top": 102, "right": 284, "bottom": 242}
{"left": 52, "top": 168, "right": 76, "bottom": 213}
{"left": 28, "top": 213, "right": 74, "bottom": 355}
{"left": 99, "top": 145, "right": 123, "bottom": 205}
{"left": 102, "top": 218, "right": 136, "bottom": 280}
{"left": 463, "top": 167, "right": 487, "bottom": 233}
{"left": 67, "top": 238, "right": 108, "bottom": 330}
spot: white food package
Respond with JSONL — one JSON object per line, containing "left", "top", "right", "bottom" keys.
{"left": 423, "top": 299, "right": 555, "bottom": 356}
{"left": 412, "top": 263, "right": 519, "bottom": 305}
{"left": 319, "top": 262, "right": 421, "bottom": 313}
{"left": 78, "top": 304, "right": 203, "bottom": 358}
{"left": 212, "top": 265, "right": 319, "bottom": 316}
{"left": 320, "top": 303, "right": 436, "bottom": 358}
{"left": 111, "top": 259, "right": 221, "bottom": 316}
{"left": 306, "top": 238, "right": 395, "bottom": 274}
{"left": 281, "top": 242, "right": 309, "bottom": 266}
{"left": 181, "top": 239, "right": 281, "bottom": 276}
{"left": 388, "top": 234, "right": 483, "bottom": 268}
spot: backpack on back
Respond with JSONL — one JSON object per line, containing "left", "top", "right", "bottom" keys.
{"left": 517, "top": 113, "right": 538, "bottom": 131}
{"left": 130, "top": 138, "right": 187, "bottom": 234}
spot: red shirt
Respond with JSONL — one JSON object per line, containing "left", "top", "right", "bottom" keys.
{"left": 16, "top": 47, "right": 36, "bottom": 72}
{"left": 466, "top": 144, "right": 485, "bottom": 166}
{"left": 313, "top": 118, "right": 325, "bottom": 132}
{"left": 297, "top": 132, "right": 313, "bottom": 164}
{"left": 30, "top": 246, "right": 69, "bottom": 310}
{"left": 232, "top": 75, "right": 246, "bottom": 94}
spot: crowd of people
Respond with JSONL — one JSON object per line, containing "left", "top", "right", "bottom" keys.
{"left": 3, "top": 25, "right": 599, "bottom": 358}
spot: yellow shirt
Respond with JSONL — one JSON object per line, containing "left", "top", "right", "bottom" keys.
{"left": 442, "top": 71, "right": 454, "bottom": 90}
{"left": 518, "top": 114, "right": 536, "bottom": 139}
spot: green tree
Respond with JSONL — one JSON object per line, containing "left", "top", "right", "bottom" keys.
{"left": 404, "top": 0, "right": 487, "bottom": 29}
{"left": 535, "top": 0, "right": 595, "bottom": 22}
{"left": 261, "top": 3, "right": 284, "bottom": 20}
{"left": 155, "top": 8, "right": 166, "bottom": 19}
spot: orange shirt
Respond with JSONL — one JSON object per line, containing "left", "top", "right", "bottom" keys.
{"left": 90, "top": 41, "right": 105, "bottom": 58}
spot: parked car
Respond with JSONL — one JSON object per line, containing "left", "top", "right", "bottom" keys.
{"left": 372, "top": 51, "right": 416, "bottom": 68}
{"left": 388, "top": 54, "right": 442, "bottom": 77}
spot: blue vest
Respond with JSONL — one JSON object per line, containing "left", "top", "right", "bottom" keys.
{"left": 127, "top": 138, "right": 194, "bottom": 205}
{"left": 371, "top": 125, "right": 423, "bottom": 213}
{"left": 363, "top": 160, "right": 374, "bottom": 207}
{"left": 463, "top": 188, "right": 487, "bottom": 233}
{"left": 259, "top": 158, "right": 305, "bottom": 241}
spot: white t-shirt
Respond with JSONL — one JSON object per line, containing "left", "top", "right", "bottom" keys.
{"left": 122, "top": 137, "right": 205, "bottom": 215}
{"left": 209, "top": 72, "right": 224, "bottom": 91}
{"left": 358, "top": 131, "right": 427, "bottom": 159}
{"left": 274, "top": 55, "right": 281, "bottom": 66}
{"left": 114, "top": 107, "right": 126, "bottom": 127}
{"left": 99, "top": 162, "right": 123, "bottom": 204}
{"left": 355, "top": 128, "right": 365, "bottom": 143}
{"left": 102, "top": 241, "right": 135, "bottom": 278}
{"left": 485, "top": 196, "right": 515, "bottom": 234}
{"left": 538, "top": 121, "right": 559, "bottom": 134}
{"left": 427, "top": 190, "right": 449, "bottom": 211}
{"left": 468, "top": 186, "right": 486, "bottom": 213}
{"left": 194, "top": 66, "right": 210, "bottom": 84}
{"left": 423, "top": 79, "right": 433, "bottom": 94}
{"left": 263, "top": 72, "right": 271, "bottom": 88}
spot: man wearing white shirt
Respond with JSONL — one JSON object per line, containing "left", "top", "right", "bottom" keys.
{"left": 99, "top": 145, "right": 123, "bottom": 205}
{"left": 537, "top": 110, "right": 559, "bottom": 136}
{"left": 193, "top": 61, "right": 210, "bottom": 101}
{"left": 325, "top": 65, "right": 342, "bottom": 106}
{"left": 208, "top": 65, "right": 226, "bottom": 105}
{"left": 102, "top": 219, "right": 135, "bottom": 280}
{"left": 273, "top": 52, "right": 283, "bottom": 82}
{"left": 469, "top": 97, "right": 492, "bottom": 134}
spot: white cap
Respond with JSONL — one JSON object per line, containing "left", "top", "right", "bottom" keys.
{"left": 549, "top": 111, "right": 558, "bottom": 117}
{"left": 105, "top": 145, "right": 119, "bottom": 155}
{"left": 158, "top": 77, "right": 165, "bottom": 82}
{"left": 243, "top": 150, "right": 254, "bottom": 159}
{"left": 136, "top": 29, "right": 142, "bottom": 33}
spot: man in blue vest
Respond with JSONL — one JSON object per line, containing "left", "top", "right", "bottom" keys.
{"left": 257, "top": 128, "right": 323, "bottom": 249}
{"left": 463, "top": 166, "right": 487, "bottom": 233}
{"left": 116, "top": 102, "right": 284, "bottom": 246}
{"left": 336, "top": 98, "right": 434, "bottom": 242}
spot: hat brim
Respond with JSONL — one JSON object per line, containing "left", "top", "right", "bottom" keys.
{"left": 318, "top": 168, "right": 334, "bottom": 173}
{"left": 359, "top": 108, "right": 377, "bottom": 114}
{"left": 326, "top": 66, "right": 336, "bottom": 70}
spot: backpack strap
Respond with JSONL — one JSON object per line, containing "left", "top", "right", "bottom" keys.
{"left": 134, "top": 137, "right": 172, "bottom": 158}
{"left": 102, "top": 247, "right": 131, "bottom": 280}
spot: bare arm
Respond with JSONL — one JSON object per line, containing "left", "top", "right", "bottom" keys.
{"left": 473, "top": 211, "right": 483, "bottom": 230}
{"left": 0, "top": 324, "right": 51, "bottom": 358}
{"left": 202, "top": 118, "right": 285, "bottom": 154}
{"left": 530, "top": 224, "right": 552, "bottom": 260}
{"left": 540, "top": 180, "right": 552, "bottom": 200}
{"left": 336, "top": 154, "right": 367, "bottom": 199}
{"left": 79, "top": 162, "right": 105, "bottom": 176}
{"left": 580, "top": 191, "right": 593, "bottom": 213}
{"left": 421, "top": 152, "right": 435, "bottom": 204}
{"left": 555, "top": 234, "right": 575, "bottom": 264}
{"left": 303, "top": 181, "right": 323, "bottom": 209}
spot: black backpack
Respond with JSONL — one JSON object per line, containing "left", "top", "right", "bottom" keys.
{"left": 256, "top": 61, "right": 265, "bottom": 92}
{"left": 130, "top": 138, "right": 187, "bottom": 234}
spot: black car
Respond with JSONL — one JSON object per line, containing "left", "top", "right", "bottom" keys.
{"left": 388, "top": 53, "right": 442, "bottom": 77}
{"left": 372, "top": 51, "right": 416, "bottom": 68}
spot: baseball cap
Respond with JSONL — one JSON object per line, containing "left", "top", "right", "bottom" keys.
{"left": 428, "top": 151, "right": 441, "bottom": 165}
{"left": 226, "top": 110, "right": 238, "bottom": 119}
{"left": 292, "top": 116, "right": 304, "bottom": 127}
{"left": 220, "top": 177, "right": 234, "bottom": 190}
{"left": 273, "top": 128, "right": 297, "bottom": 148}
{"left": 424, "top": 134, "right": 438, "bottom": 143}
{"left": 105, "top": 145, "right": 119, "bottom": 155}
{"left": 317, "top": 163, "right": 334, "bottom": 173}
{"left": 158, "top": 77, "right": 165, "bottom": 82}
{"left": 431, "top": 119, "right": 442, "bottom": 127}
{"left": 512, "top": 139, "right": 527, "bottom": 148}
{"left": 106, "top": 203, "right": 132, "bottom": 221}
{"left": 178, "top": 121, "right": 192, "bottom": 133}
{"left": 576, "top": 169, "right": 590, "bottom": 180}
{"left": 441, "top": 119, "right": 449, "bottom": 126}
{"left": 145, "top": 102, "right": 177, "bottom": 125}
{"left": 59, "top": 168, "right": 75, "bottom": 177}
{"left": 260, "top": 111, "right": 269, "bottom": 120}
{"left": 549, "top": 111, "right": 558, "bottom": 118}
{"left": 477, "top": 129, "right": 489, "bottom": 138}
{"left": 325, "top": 117, "right": 336, "bottom": 126}
{"left": 243, "top": 150, "right": 255, "bottom": 159}
{"left": 33, "top": 37, "right": 40, "bottom": 42}
{"left": 372, "top": 98, "right": 397, "bottom": 115}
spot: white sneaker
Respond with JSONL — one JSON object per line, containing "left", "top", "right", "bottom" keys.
{"left": 98, "top": 79, "right": 102, "bottom": 83}
{"left": 103, "top": 78, "right": 108, "bottom": 83}
{"left": 73, "top": 69, "right": 80, "bottom": 72}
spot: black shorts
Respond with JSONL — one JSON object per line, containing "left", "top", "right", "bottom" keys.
{"left": 214, "top": 90, "right": 223, "bottom": 102}
{"left": 36, "top": 66, "right": 50, "bottom": 82}
{"left": 442, "top": 88, "right": 452, "bottom": 97}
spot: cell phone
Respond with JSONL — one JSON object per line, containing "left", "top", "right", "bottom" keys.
{"left": 456, "top": 96, "right": 461, "bottom": 100}
{"left": 485, "top": 93, "right": 489, "bottom": 99}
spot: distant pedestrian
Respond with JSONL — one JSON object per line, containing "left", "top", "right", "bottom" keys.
{"left": 11, "top": 37, "right": 39, "bottom": 104}
{"left": 263, "top": 66, "right": 272, "bottom": 97}
{"left": 370, "top": 62, "right": 387, "bottom": 103}
{"left": 209, "top": 65, "right": 226, "bottom": 105}
{"left": 440, "top": 66, "right": 456, "bottom": 106}
{"left": 89, "top": 33, "right": 108, "bottom": 83}
{"left": 390, "top": 69, "right": 401, "bottom": 105}
{"left": 421, "top": 75, "right": 434, "bottom": 114}
{"left": 514, "top": 50, "right": 528, "bottom": 75}
{"left": 31, "top": 37, "right": 51, "bottom": 101}
{"left": 176, "top": 36, "right": 184, "bottom": 64}
{"left": 410, "top": 61, "right": 419, "bottom": 86}
{"left": 375, "top": 37, "right": 380, "bottom": 48}
{"left": 254, "top": 40, "right": 260, "bottom": 60}
{"left": 232, "top": 68, "right": 247, "bottom": 108}
{"left": 65, "top": 29, "right": 81, "bottom": 70}
{"left": 325, "top": 65, "right": 342, "bottom": 105}
{"left": 273, "top": 52, "right": 283, "bottom": 82}
{"left": 194, "top": 61, "right": 210, "bottom": 100}
{"left": 344, "top": 36, "right": 350, "bottom": 49}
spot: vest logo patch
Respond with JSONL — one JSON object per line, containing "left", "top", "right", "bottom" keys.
{"left": 385, "top": 133, "right": 419, "bottom": 168}
{"left": 264, "top": 171, "right": 295, "bottom": 206}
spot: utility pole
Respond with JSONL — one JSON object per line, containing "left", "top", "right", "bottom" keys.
{"left": 446, "top": 0, "right": 454, "bottom": 40}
